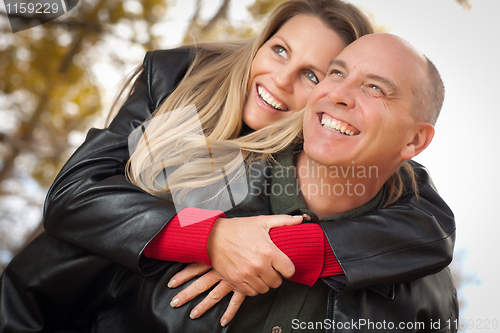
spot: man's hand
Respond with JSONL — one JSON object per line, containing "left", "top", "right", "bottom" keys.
{"left": 169, "top": 263, "right": 245, "bottom": 327}
{"left": 206, "top": 215, "right": 303, "bottom": 296}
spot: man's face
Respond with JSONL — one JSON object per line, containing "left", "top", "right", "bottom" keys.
{"left": 302, "top": 34, "right": 427, "bottom": 171}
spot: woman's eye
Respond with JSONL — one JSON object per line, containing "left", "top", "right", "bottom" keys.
{"left": 273, "top": 45, "right": 287, "bottom": 58}
{"left": 305, "top": 71, "right": 319, "bottom": 84}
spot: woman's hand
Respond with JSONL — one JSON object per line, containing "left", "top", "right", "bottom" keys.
{"left": 167, "top": 262, "right": 212, "bottom": 289}
{"left": 169, "top": 263, "right": 245, "bottom": 327}
{"left": 206, "top": 215, "right": 303, "bottom": 296}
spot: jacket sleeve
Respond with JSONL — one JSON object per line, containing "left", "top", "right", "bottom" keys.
{"left": 320, "top": 160, "right": 456, "bottom": 292}
{"left": 0, "top": 232, "right": 116, "bottom": 332}
{"left": 43, "top": 49, "right": 194, "bottom": 276}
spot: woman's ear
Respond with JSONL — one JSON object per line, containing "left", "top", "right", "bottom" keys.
{"left": 400, "top": 122, "right": 435, "bottom": 160}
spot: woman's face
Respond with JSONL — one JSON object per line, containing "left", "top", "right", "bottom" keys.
{"left": 243, "top": 14, "right": 347, "bottom": 130}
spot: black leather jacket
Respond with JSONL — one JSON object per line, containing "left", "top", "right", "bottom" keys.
{"left": 0, "top": 48, "right": 458, "bottom": 332}
{"left": 1, "top": 159, "right": 458, "bottom": 332}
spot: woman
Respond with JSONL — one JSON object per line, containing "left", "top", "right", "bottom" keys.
{"left": 17, "top": 0, "right": 453, "bottom": 329}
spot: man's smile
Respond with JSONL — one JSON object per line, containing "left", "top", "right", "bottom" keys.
{"left": 320, "top": 113, "right": 360, "bottom": 136}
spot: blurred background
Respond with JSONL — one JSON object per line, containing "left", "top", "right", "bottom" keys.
{"left": 0, "top": 0, "right": 498, "bottom": 331}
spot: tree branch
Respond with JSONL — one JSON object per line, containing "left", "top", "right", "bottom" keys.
{"left": 201, "top": 0, "right": 231, "bottom": 34}
{"left": 454, "top": 0, "right": 472, "bottom": 11}
{"left": 185, "top": 0, "right": 202, "bottom": 34}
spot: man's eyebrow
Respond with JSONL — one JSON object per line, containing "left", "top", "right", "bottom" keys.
{"left": 328, "top": 58, "right": 346, "bottom": 70}
{"left": 366, "top": 74, "right": 399, "bottom": 94}
{"left": 328, "top": 58, "right": 399, "bottom": 94}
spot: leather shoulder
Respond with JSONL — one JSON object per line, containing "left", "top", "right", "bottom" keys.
{"left": 143, "top": 48, "right": 196, "bottom": 110}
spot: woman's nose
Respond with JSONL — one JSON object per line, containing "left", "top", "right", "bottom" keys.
{"left": 271, "top": 66, "right": 294, "bottom": 93}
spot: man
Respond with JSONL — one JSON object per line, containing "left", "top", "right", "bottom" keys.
{"left": 0, "top": 34, "right": 456, "bottom": 332}
{"left": 166, "top": 33, "right": 458, "bottom": 332}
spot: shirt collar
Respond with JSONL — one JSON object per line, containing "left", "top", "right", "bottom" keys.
{"left": 270, "top": 149, "right": 383, "bottom": 222}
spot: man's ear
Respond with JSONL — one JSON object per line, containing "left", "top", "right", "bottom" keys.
{"left": 400, "top": 122, "right": 435, "bottom": 160}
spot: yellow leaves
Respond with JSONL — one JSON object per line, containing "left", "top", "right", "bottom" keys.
{"left": 107, "top": 3, "right": 127, "bottom": 24}
{"left": 142, "top": 0, "right": 169, "bottom": 20}
{"left": 247, "top": 0, "right": 286, "bottom": 21}
{"left": 0, "top": 0, "right": 171, "bottom": 194}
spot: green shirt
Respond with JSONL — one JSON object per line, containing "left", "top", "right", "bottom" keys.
{"left": 228, "top": 150, "right": 382, "bottom": 333}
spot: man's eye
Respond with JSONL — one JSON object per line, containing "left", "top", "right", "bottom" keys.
{"left": 368, "top": 84, "right": 385, "bottom": 95}
{"left": 273, "top": 45, "right": 287, "bottom": 58}
{"left": 329, "top": 69, "right": 343, "bottom": 77}
{"left": 305, "top": 71, "right": 319, "bottom": 84}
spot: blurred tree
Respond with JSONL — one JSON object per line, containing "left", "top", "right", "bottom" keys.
{"left": 183, "top": 0, "right": 254, "bottom": 43}
{"left": 0, "top": 0, "right": 170, "bottom": 269}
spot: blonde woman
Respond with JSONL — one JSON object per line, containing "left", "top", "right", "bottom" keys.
{"left": 24, "top": 0, "right": 455, "bottom": 328}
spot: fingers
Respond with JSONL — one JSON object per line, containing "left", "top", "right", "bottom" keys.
{"left": 178, "top": 281, "right": 245, "bottom": 326}
{"left": 232, "top": 272, "right": 270, "bottom": 296}
{"left": 262, "top": 215, "right": 301, "bottom": 279}
{"left": 205, "top": 214, "right": 302, "bottom": 296}
{"left": 243, "top": 215, "right": 301, "bottom": 287}
{"left": 168, "top": 262, "right": 212, "bottom": 289}
{"left": 170, "top": 269, "right": 222, "bottom": 308}
{"left": 232, "top": 249, "right": 293, "bottom": 288}
{"left": 220, "top": 291, "right": 246, "bottom": 327}
{"left": 263, "top": 214, "right": 303, "bottom": 230}
{"left": 188, "top": 280, "right": 234, "bottom": 320}
{"left": 258, "top": 265, "right": 284, "bottom": 289}
{"left": 269, "top": 247, "right": 296, "bottom": 279}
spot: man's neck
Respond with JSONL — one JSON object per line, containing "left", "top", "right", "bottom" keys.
{"left": 295, "top": 151, "right": 384, "bottom": 219}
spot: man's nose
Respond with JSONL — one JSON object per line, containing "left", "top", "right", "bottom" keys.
{"left": 271, "top": 66, "right": 294, "bottom": 93}
{"left": 327, "top": 80, "right": 355, "bottom": 109}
